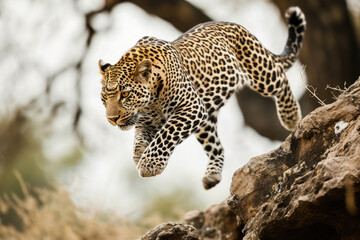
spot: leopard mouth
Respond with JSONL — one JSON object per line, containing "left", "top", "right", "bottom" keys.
{"left": 118, "top": 124, "right": 133, "bottom": 131}
{"left": 117, "top": 114, "right": 138, "bottom": 130}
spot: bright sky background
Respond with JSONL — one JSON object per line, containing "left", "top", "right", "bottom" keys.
{"left": 0, "top": 0, "right": 310, "bottom": 217}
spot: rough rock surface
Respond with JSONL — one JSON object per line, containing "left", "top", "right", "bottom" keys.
{"left": 140, "top": 202, "right": 242, "bottom": 240}
{"left": 140, "top": 78, "right": 360, "bottom": 239}
{"left": 228, "top": 78, "right": 360, "bottom": 239}
{"left": 140, "top": 222, "right": 199, "bottom": 240}
{"left": 183, "top": 201, "right": 242, "bottom": 240}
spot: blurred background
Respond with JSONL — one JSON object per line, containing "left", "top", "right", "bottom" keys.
{"left": 0, "top": 0, "right": 359, "bottom": 238}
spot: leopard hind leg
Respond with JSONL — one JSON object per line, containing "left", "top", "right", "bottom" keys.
{"left": 246, "top": 67, "right": 301, "bottom": 130}
{"left": 273, "top": 74, "right": 301, "bottom": 130}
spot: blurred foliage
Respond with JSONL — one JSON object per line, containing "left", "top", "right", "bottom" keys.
{"left": 46, "top": 146, "right": 83, "bottom": 175}
{"left": 0, "top": 110, "right": 50, "bottom": 197}
{"left": 0, "top": 107, "right": 86, "bottom": 231}
{"left": 124, "top": 165, "right": 205, "bottom": 225}
{"left": 0, "top": 106, "right": 84, "bottom": 195}
{"left": 141, "top": 188, "right": 202, "bottom": 226}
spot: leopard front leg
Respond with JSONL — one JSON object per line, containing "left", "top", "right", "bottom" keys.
{"left": 133, "top": 126, "right": 152, "bottom": 166}
{"left": 137, "top": 102, "right": 208, "bottom": 178}
{"left": 133, "top": 110, "right": 165, "bottom": 166}
{"left": 195, "top": 114, "right": 224, "bottom": 190}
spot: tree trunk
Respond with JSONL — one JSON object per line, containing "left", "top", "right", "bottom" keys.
{"left": 102, "top": 0, "right": 211, "bottom": 32}
{"left": 237, "top": 0, "right": 360, "bottom": 140}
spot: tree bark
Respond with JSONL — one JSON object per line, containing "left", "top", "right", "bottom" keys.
{"left": 101, "top": 0, "right": 211, "bottom": 32}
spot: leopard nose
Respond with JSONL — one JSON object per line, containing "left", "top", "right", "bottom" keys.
{"left": 107, "top": 116, "right": 119, "bottom": 126}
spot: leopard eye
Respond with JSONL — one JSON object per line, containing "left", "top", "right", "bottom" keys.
{"left": 101, "top": 92, "right": 107, "bottom": 104}
{"left": 121, "top": 91, "right": 130, "bottom": 98}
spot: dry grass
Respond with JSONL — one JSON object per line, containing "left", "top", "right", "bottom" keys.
{"left": 299, "top": 65, "right": 351, "bottom": 104}
{"left": 0, "top": 173, "right": 193, "bottom": 240}
{"left": 0, "top": 103, "right": 196, "bottom": 240}
{"left": 0, "top": 185, "right": 152, "bottom": 240}
{"left": 299, "top": 65, "right": 326, "bottom": 106}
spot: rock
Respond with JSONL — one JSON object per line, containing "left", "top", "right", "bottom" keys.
{"left": 183, "top": 201, "right": 242, "bottom": 240}
{"left": 229, "top": 78, "right": 360, "bottom": 239}
{"left": 140, "top": 78, "right": 360, "bottom": 240}
{"left": 140, "top": 222, "right": 199, "bottom": 240}
{"left": 140, "top": 202, "right": 241, "bottom": 240}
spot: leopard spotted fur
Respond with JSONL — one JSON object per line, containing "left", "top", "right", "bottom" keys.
{"left": 99, "top": 7, "right": 306, "bottom": 189}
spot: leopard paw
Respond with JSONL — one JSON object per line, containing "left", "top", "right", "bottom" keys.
{"left": 137, "top": 159, "right": 166, "bottom": 177}
{"left": 202, "top": 173, "right": 221, "bottom": 190}
{"left": 133, "top": 156, "right": 141, "bottom": 166}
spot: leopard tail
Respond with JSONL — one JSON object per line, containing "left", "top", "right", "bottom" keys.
{"left": 276, "top": 6, "right": 306, "bottom": 70}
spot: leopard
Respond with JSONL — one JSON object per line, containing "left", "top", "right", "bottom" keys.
{"left": 99, "top": 7, "right": 306, "bottom": 189}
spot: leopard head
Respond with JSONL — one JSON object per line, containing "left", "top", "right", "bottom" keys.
{"left": 99, "top": 58, "right": 152, "bottom": 130}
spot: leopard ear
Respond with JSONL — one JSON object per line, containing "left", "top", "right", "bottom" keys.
{"left": 98, "top": 59, "right": 111, "bottom": 75}
{"left": 134, "top": 59, "right": 152, "bottom": 83}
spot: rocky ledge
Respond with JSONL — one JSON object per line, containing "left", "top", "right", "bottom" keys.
{"left": 140, "top": 78, "right": 360, "bottom": 240}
